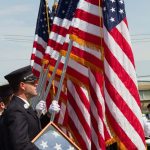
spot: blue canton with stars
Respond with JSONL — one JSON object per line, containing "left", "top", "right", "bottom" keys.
{"left": 56, "top": 0, "right": 79, "bottom": 21}
{"left": 102, "top": 0, "right": 126, "bottom": 31}
{"left": 34, "top": 125, "right": 77, "bottom": 150}
{"left": 35, "top": 0, "right": 51, "bottom": 42}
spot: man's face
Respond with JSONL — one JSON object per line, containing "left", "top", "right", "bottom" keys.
{"left": 23, "top": 80, "right": 38, "bottom": 99}
{"left": 0, "top": 102, "right": 5, "bottom": 114}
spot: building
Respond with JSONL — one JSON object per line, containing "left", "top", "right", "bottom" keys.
{"left": 138, "top": 80, "right": 150, "bottom": 113}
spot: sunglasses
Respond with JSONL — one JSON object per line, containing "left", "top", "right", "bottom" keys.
{"left": 24, "top": 80, "right": 38, "bottom": 85}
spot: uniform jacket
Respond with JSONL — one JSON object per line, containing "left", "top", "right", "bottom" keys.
{"left": 3, "top": 96, "right": 41, "bottom": 150}
{"left": 0, "top": 114, "right": 10, "bottom": 150}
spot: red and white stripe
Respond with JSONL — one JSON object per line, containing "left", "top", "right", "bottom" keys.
{"left": 43, "top": 0, "right": 114, "bottom": 149}
{"left": 67, "top": 79, "right": 92, "bottom": 150}
{"left": 65, "top": 0, "right": 113, "bottom": 149}
{"left": 31, "top": 34, "right": 48, "bottom": 77}
{"left": 103, "top": 17, "right": 146, "bottom": 149}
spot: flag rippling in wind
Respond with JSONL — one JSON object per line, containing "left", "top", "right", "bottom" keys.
{"left": 31, "top": 0, "right": 146, "bottom": 149}
{"left": 43, "top": 0, "right": 80, "bottom": 130}
{"left": 45, "top": 0, "right": 115, "bottom": 149}
{"left": 65, "top": 0, "right": 114, "bottom": 149}
{"left": 44, "top": 0, "right": 79, "bottom": 69}
{"left": 61, "top": 0, "right": 145, "bottom": 149}
{"left": 31, "top": 0, "right": 51, "bottom": 77}
{"left": 102, "top": 0, "right": 145, "bottom": 149}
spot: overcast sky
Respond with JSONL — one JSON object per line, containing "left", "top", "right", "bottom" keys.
{"left": 0, "top": 0, "right": 150, "bottom": 84}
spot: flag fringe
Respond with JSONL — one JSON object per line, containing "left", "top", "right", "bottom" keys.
{"left": 106, "top": 118, "right": 127, "bottom": 150}
{"left": 42, "top": 58, "right": 49, "bottom": 65}
{"left": 49, "top": 65, "right": 90, "bottom": 88}
{"left": 60, "top": 50, "right": 103, "bottom": 72}
{"left": 49, "top": 66, "right": 63, "bottom": 76}
{"left": 70, "top": 34, "right": 103, "bottom": 53}
{"left": 106, "top": 136, "right": 128, "bottom": 150}
{"left": 105, "top": 137, "right": 116, "bottom": 146}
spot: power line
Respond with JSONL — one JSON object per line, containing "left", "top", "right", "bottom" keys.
{"left": 137, "top": 75, "right": 150, "bottom": 78}
{"left": 0, "top": 57, "right": 30, "bottom": 61}
{"left": 132, "top": 37, "right": 150, "bottom": 41}
{"left": 0, "top": 33, "right": 150, "bottom": 39}
{"left": 1, "top": 34, "right": 150, "bottom": 44}
{"left": 132, "top": 40, "right": 150, "bottom": 44}
{"left": 131, "top": 33, "right": 150, "bottom": 37}
{"left": 2, "top": 33, "right": 150, "bottom": 37}
{"left": 3, "top": 34, "right": 33, "bottom": 38}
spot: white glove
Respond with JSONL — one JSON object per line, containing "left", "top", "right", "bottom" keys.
{"left": 49, "top": 100, "right": 60, "bottom": 114}
{"left": 35, "top": 100, "right": 47, "bottom": 118}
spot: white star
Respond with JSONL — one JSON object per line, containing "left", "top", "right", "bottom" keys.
{"left": 119, "top": 9, "right": 124, "bottom": 14}
{"left": 110, "top": 7, "right": 115, "bottom": 12}
{"left": 67, "top": 145, "right": 75, "bottom": 150}
{"left": 52, "top": 131, "right": 60, "bottom": 138}
{"left": 119, "top": 0, "right": 124, "bottom": 4}
{"left": 103, "top": 7, "right": 106, "bottom": 11}
{"left": 40, "top": 140, "right": 48, "bottom": 149}
{"left": 110, "top": 0, "right": 115, "bottom": 3}
{"left": 54, "top": 143, "right": 62, "bottom": 150}
{"left": 110, "top": 17, "right": 115, "bottom": 22}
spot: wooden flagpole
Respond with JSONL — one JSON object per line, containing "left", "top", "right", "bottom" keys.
{"left": 45, "top": 0, "right": 50, "bottom": 33}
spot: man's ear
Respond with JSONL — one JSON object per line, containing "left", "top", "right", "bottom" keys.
{"left": 19, "top": 82, "right": 26, "bottom": 91}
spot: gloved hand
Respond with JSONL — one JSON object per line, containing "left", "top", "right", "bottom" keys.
{"left": 35, "top": 100, "right": 47, "bottom": 118}
{"left": 49, "top": 100, "right": 60, "bottom": 114}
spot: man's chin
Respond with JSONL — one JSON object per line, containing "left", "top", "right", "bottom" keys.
{"left": 33, "top": 93, "right": 38, "bottom": 96}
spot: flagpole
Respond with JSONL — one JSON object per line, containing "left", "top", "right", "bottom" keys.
{"left": 43, "top": 54, "right": 62, "bottom": 102}
{"left": 36, "top": 64, "right": 50, "bottom": 102}
{"left": 32, "top": 0, "right": 51, "bottom": 108}
{"left": 45, "top": 0, "right": 50, "bottom": 33}
{"left": 50, "top": 40, "right": 73, "bottom": 122}
{"left": 31, "top": 63, "right": 45, "bottom": 109}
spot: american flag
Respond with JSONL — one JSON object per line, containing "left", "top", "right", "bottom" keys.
{"left": 44, "top": 0, "right": 79, "bottom": 61}
{"left": 34, "top": 0, "right": 145, "bottom": 149}
{"left": 103, "top": 0, "right": 145, "bottom": 149}
{"left": 31, "top": 0, "right": 51, "bottom": 77}
{"left": 43, "top": 0, "right": 79, "bottom": 125}
{"left": 65, "top": 0, "right": 114, "bottom": 149}
{"left": 44, "top": 0, "right": 115, "bottom": 149}
{"left": 33, "top": 122, "right": 80, "bottom": 150}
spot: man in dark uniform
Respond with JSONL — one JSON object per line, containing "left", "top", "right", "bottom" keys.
{"left": 3, "top": 65, "right": 41, "bottom": 150}
{"left": 0, "top": 84, "right": 13, "bottom": 115}
{"left": 3, "top": 65, "right": 60, "bottom": 150}
{"left": 0, "top": 84, "right": 13, "bottom": 150}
